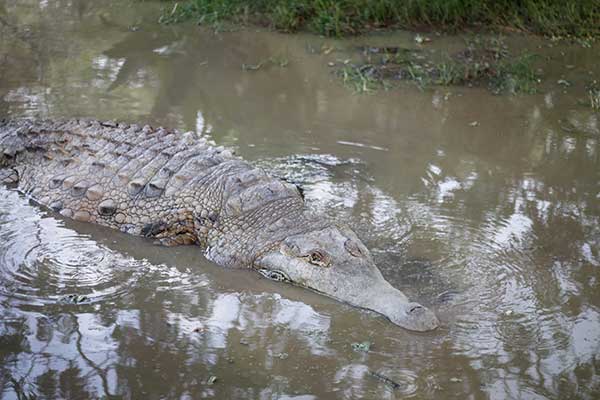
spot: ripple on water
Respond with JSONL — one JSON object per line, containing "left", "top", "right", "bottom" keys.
{"left": 425, "top": 206, "right": 579, "bottom": 368}
{"left": 258, "top": 154, "right": 566, "bottom": 365}
{"left": 0, "top": 189, "right": 157, "bottom": 308}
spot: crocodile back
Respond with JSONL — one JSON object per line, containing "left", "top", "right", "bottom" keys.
{"left": 0, "top": 119, "right": 307, "bottom": 266}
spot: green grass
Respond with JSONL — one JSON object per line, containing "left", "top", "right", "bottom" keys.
{"left": 337, "top": 38, "right": 542, "bottom": 94}
{"left": 491, "top": 53, "right": 540, "bottom": 94}
{"left": 159, "top": 0, "right": 600, "bottom": 38}
{"left": 339, "top": 64, "right": 383, "bottom": 93}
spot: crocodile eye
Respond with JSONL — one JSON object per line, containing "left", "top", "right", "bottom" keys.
{"left": 344, "top": 239, "right": 365, "bottom": 258}
{"left": 306, "top": 250, "right": 331, "bottom": 267}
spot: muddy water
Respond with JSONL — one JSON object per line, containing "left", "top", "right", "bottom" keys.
{"left": 1, "top": 1, "right": 599, "bottom": 399}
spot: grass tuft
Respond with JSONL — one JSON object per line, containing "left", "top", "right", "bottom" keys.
{"left": 337, "top": 38, "right": 542, "bottom": 94}
{"left": 491, "top": 54, "right": 540, "bottom": 94}
{"left": 339, "top": 64, "right": 383, "bottom": 93}
{"left": 159, "top": 0, "right": 600, "bottom": 38}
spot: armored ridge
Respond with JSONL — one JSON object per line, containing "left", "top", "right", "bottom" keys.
{"left": 0, "top": 119, "right": 314, "bottom": 266}
{"left": 0, "top": 118, "right": 440, "bottom": 332}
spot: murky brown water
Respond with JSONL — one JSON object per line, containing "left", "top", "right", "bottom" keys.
{"left": 1, "top": 1, "right": 599, "bottom": 399}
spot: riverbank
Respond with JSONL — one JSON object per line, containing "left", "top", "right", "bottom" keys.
{"left": 159, "top": 0, "right": 600, "bottom": 38}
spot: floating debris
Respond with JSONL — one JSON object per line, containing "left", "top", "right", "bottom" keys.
{"left": 468, "top": 121, "right": 479, "bottom": 127}
{"left": 557, "top": 79, "right": 571, "bottom": 86}
{"left": 450, "top": 377, "right": 463, "bottom": 383}
{"left": 206, "top": 375, "right": 218, "bottom": 385}
{"left": 242, "top": 56, "right": 289, "bottom": 71}
{"left": 368, "top": 370, "right": 402, "bottom": 390}
{"left": 337, "top": 140, "right": 388, "bottom": 152}
{"left": 351, "top": 341, "right": 371, "bottom": 352}
{"left": 414, "top": 34, "right": 431, "bottom": 44}
{"left": 58, "top": 294, "right": 90, "bottom": 304}
{"left": 242, "top": 62, "right": 264, "bottom": 71}
{"left": 360, "top": 46, "right": 414, "bottom": 55}
{"left": 321, "top": 44, "right": 335, "bottom": 54}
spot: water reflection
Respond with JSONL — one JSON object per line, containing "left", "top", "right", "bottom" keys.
{"left": 1, "top": 0, "right": 600, "bottom": 399}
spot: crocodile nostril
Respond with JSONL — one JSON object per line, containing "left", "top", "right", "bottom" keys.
{"left": 409, "top": 305, "right": 424, "bottom": 314}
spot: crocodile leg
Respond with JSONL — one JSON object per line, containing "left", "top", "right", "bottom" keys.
{"left": 142, "top": 219, "right": 198, "bottom": 246}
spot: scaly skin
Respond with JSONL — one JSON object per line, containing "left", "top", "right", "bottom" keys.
{"left": 0, "top": 119, "right": 439, "bottom": 331}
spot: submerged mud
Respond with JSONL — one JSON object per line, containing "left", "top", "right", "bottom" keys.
{"left": 1, "top": 0, "right": 599, "bottom": 399}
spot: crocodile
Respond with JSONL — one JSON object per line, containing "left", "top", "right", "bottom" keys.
{"left": 0, "top": 119, "right": 439, "bottom": 331}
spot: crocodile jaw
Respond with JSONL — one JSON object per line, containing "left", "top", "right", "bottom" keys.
{"left": 255, "top": 247, "right": 439, "bottom": 332}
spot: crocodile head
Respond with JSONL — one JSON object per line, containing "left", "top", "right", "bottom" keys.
{"left": 254, "top": 225, "right": 439, "bottom": 332}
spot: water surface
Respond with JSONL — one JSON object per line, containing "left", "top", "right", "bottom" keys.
{"left": 1, "top": 1, "right": 599, "bottom": 399}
